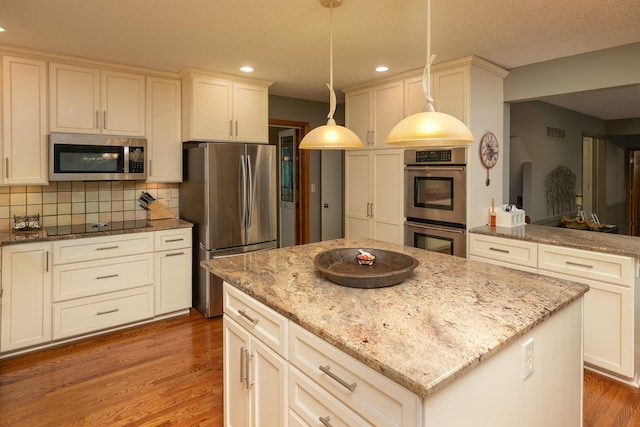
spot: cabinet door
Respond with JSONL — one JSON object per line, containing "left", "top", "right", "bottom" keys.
{"left": 49, "top": 62, "right": 101, "bottom": 133}
{"left": 252, "top": 337, "right": 288, "bottom": 427}
{"left": 154, "top": 248, "right": 192, "bottom": 315}
{"left": 372, "top": 149, "right": 404, "bottom": 244}
{"left": 189, "top": 76, "right": 233, "bottom": 141}
{"left": 234, "top": 82, "right": 269, "bottom": 143}
{"left": 101, "top": 70, "right": 146, "bottom": 136}
{"left": 345, "top": 89, "right": 372, "bottom": 145}
{"left": 372, "top": 81, "right": 404, "bottom": 147}
{"left": 583, "top": 282, "right": 633, "bottom": 377}
{"left": 146, "top": 77, "right": 182, "bottom": 182}
{"left": 432, "top": 65, "right": 468, "bottom": 125}
{"left": 1, "top": 242, "right": 52, "bottom": 352}
{"left": 344, "top": 151, "right": 372, "bottom": 239}
{"left": 405, "top": 75, "right": 426, "bottom": 116}
{"left": 224, "top": 316, "right": 251, "bottom": 427}
{"left": 2, "top": 56, "right": 48, "bottom": 185}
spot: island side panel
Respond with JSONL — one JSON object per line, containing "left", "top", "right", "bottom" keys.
{"left": 422, "top": 297, "right": 583, "bottom": 427}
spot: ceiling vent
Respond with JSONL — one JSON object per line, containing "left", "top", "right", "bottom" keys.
{"left": 546, "top": 126, "right": 566, "bottom": 140}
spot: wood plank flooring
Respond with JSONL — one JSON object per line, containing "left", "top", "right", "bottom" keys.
{"left": 1, "top": 310, "right": 639, "bottom": 426}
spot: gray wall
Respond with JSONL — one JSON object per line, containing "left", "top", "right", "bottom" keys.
{"left": 268, "top": 95, "right": 345, "bottom": 242}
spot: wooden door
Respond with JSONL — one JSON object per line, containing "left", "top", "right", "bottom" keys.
{"left": 626, "top": 149, "right": 640, "bottom": 235}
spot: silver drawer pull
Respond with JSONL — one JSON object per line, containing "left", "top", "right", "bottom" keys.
{"left": 96, "top": 245, "right": 119, "bottom": 251}
{"left": 96, "top": 274, "right": 119, "bottom": 280}
{"left": 319, "top": 415, "right": 333, "bottom": 427}
{"left": 240, "top": 346, "right": 247, "bottom": 384}
{"left": 319, "top": 365, "right": 357, "bottom": 392}
{"left": 566, "top": 260, "right": 594, "bottom": 269}
{"left": 97, "top": 308, "right": 119, "bottom": 316}
{"left": 238, "top": 309, "right": 259, "bottom": 325}
{"left": 165, "top": 252, "right": 184, "bottom": 257}
{"left": 166, "top": 238, "right": 184, "bottom": 242}
{"left": 489, "top": 247, "right": 510, "bottom": 254}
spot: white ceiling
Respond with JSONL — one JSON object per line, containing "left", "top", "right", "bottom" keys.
{"left": 1, "top": 0, "right": 639, "bottom": 119}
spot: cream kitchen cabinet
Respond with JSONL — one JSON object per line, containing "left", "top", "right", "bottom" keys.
{"left": 49, "top": 62, "right": 146, "bottom": 136}
{"left": 469, "top": 233, "right": 538, "bottom": 273}
{"left": 345, "top": 80, "right": 404, "bottom": 148}
{"left": 146, "top": 76, "right": 182, "bottom": 182}
{"left": 223, "top": 283, "right": 288, "bottom": 427}
{"left": 154, "top": 228, "right": 192, "bottom": 315}
{"left": 1, "top": 242, "right": 52, "bottom": 352}
{"left": 1, "top": 55, "right": 48, "bottom": 185}
{"left": 345, "top": 149, "right": 404, "bottom": 244}
{"left": 181, "top": 71, "right": 271, "bottom": 143}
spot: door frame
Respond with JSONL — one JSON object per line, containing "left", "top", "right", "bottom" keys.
{"left": 625, "top": 147, "right": 640, "bottom": 235}
{"left": 269, "top": 118, "right": 310, "bottom": 245}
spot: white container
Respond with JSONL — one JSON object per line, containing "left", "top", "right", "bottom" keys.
{"left": 495, "top": 205, "right": 526, "bottom": 228}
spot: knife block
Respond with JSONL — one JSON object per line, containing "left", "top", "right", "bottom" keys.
{"left": 146, "top": 200, "right": 174, "bottom": 220}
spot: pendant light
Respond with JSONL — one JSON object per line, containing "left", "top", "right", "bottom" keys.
{"left": 386, "top": 0, "right": 474, "bottom": 147}
{"left": 299, "top": 0, "right": 363, "bottom": 150}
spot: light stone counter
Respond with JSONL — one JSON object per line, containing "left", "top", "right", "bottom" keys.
{"left": 202, "top": 237, "right": 587, "bottom": 398}
{"left": 470, "top": 224, "right": 640, "bottom": 258}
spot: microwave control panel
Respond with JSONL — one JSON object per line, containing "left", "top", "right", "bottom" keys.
{"left": 128, "top": 147, "right": 145, "bottom": 173}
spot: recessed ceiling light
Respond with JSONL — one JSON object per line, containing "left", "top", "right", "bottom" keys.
{"left": 0, "top": 27, "right": 6, "bottom": 32}
{"left": 376, "top": 66, "right": 389, "bottom": 72}
{"left": 240, "top": 66, "right": 254, "bottom": 73}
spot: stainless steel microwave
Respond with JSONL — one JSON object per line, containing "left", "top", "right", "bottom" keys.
{"left": 49, "top": 133, "right": 146, "bottom": 181}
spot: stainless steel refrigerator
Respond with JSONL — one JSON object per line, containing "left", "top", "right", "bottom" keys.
{"left": 180, "top": 142, "right": 277, "bottom": 317}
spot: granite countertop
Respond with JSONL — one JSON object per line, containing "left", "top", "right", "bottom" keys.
{"left": 0, "top": 218, "right": 192, "bottom": 246}
{"left": 202, "top": 237, "right": 588, "bottom": 398}
{"left": 470, "top": 224, "right": 640, "bottom": 258}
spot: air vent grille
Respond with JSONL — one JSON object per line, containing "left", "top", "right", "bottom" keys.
{"left": 546, "top": 126, "right": 565, "bottom": 140}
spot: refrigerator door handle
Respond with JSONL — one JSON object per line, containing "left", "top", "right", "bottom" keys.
{"left": 240, "top": 155, "right": 248, "bottom": 231}
{"left": 246, "top": 155, "right": 253, "bottom": 228}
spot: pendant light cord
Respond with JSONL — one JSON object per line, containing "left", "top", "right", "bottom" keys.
{"left": 422, "top": 0, "right": 435, "bottom": 112}
{"left": 326, "top": 1, "right": 337, "bottom": 125}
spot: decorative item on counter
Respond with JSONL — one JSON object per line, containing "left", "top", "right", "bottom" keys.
{"left": 489, "top": 198, "right": 496, "bottom": 226}
{"left": 355, "top": 249, "right": 376, "bottom": 266}
{"left": 13, "top": 214, "right": 41, "bottom": 231}
{"left": 495, "top": 204, "right": 526, "bottom": 228}
{"left": 138, "top": 191, "right": 174, "bottom": 220}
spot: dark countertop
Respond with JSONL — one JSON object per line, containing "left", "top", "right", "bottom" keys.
{"left": 470, "top": 224, "right": 640, "bottom": 258}
{"left": 0, "top": 218, "right": 192, "bottom": 246}
{"left": 202, "top": 237, "right": 588, "bottom": 398}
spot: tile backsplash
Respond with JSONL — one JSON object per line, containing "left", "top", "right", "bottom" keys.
{"left": 0, "top": 181, "right": 180, "bottom": 231}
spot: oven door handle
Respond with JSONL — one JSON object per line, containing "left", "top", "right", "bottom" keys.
{"left": 407, "top": 222, "right": 465, "bottom": 234}
{"left": 405, "top": 166, "right": 465, "bottom": 172}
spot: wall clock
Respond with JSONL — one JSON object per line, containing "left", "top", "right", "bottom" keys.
{"left": 480, "top": 131, "right": 499, "bottom": 186}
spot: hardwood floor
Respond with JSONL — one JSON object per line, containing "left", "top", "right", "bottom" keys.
{"left": 1, "top": 311, "right": 639, "bottom": 426}
{"left": 0, "top": 310, "right": 223, "bottom": 426}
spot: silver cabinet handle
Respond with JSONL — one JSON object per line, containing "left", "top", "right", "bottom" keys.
{"left": 103, "top": 111, "right": 107, "bottom": 129}
{"left": 238, "top": 309, "right": 259, "bottom": 325}
{"left": 96, "top": 245, "right": 119, "bottom": 251}
{"left": 166, "top": 238, "right": 184, "bottom": 242}
{"left": 95, "top": 110, "right": 99, "bottom": 129}
{"left": 319, "top": 365, "right": 357, "bottom": 392}
{"left": 319, "top": 415, "right": 333, "bottom": 427}
{"left": 240, "top": 346, "right": 247, "bottom": 384}
{"left": 566, "top": 260, "right": 594, "bottom": 269}
{"left": 489, "top": 247, "right": 510, "bottom": 254}
{"left": 165, "top": 252, "right": 184, "bottom": 257}
{"left": 4, "top": 158, "right": 8, "bottom": 178}
{"left": 229, "top": 120, "right": 233, "bottom": 137}
{"left": 45, "top": 250, "right": 49, "bottom": 273}
{"left": 96, "top": 274, "right": 119, "bottom": 280}
{"left": 97, "top": 308, "right": 119, "bottom": 316}
{"left": 235, "top": 120, "right": 238, "bottom": 137}
{"left": 246, "top": 351, "right": 254, "bottom": 388}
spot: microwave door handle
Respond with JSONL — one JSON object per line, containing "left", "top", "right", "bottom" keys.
{"left": 409, "top": 222, "right": 465, "bottom": 234}
{"left": 405, "top": 166, "right": 465, "bottom": 172}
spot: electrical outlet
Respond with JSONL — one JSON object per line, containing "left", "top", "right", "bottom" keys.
{"left": 522, "top": 338, "right": 534, "bottom": 380}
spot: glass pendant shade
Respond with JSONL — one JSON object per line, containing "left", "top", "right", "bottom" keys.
{"left": 299, "top": 119, "right": 363, "bottom": 150}
{"left": 386, "top": 111, "right": 474, "bottom": 147}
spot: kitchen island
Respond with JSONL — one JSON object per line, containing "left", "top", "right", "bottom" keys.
{"left": 203, "top": 237, "right": 588, "bottom": 426}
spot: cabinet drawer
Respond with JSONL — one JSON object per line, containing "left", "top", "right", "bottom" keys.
{"left": 155, "top": 228, "right": 192, "bottom": 251}
{"left": 289, "top": 367, "right": 371, "bottom": 427}
{"left": 538, "top": 244, "right": 634, "bottom": 286}
{"left": 53, "top": 254, "right": 154, "bottom": 302}
{"left": 469, "top": 234, "right": 537, "bottom": 269}
{"left": 52, "top": 285, "right": 154, "bottom": 340}
{"left": 223, "top": 282, "right": 287, "bottom": 358}
{"left": 52, "top": 232, "right": 154, "bottom": 264}
{"left": 289, "top": 322, "right": 420, "bottom": 427}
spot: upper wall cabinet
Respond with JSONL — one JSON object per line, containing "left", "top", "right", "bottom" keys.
{"left": 1, "top": 55, "right": 48, "bottom": 185}
{"left": 49, "top": 63, "right": 146, "bottom": 136}
{"left": 146, "top": 77, "right": 182, "bottom": 183}
{"left": 181, "top": 70, "right": 272, "bottom": 143}
{"left": 345, "top": 80, "right": 405, "bottom": 149}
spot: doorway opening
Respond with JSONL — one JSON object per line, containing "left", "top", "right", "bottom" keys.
{"left": 269, "top": 119, "right": 310, "bottom": 246}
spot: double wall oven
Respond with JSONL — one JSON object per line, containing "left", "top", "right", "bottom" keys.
{"left": 404, "top": 147, "right": 467, "bottom": 257}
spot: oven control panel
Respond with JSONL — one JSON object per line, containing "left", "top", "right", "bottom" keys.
{"left": 415, "top": 150, "right": 451, "bottom": 162}
{"left": 405, "top": 147, "right": 467, "bottom": 165}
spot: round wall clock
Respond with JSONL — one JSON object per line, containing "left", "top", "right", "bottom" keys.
{"left": 480, "top": 131, "right": 499, "bottom": 186}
